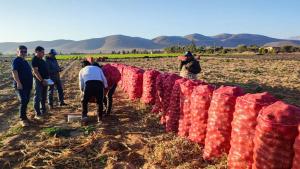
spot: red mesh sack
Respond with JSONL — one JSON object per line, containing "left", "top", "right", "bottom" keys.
{"left": 188, "top": 84, "right": 215, "bottom": 144}
{"left": 292, "top": 125, "right": 300, "bottom": 169}
{"left": 159, "top": 74, "right": 181, "bottom": 124}
{"left": 203, "top": 86, "right": 244, "bottom": 160}
{"left": 119, "top": 65, "right": 144, "bottom": 100}
{"left": 152, "top": 73, "right": 170, "bottom": 114}
{"left": 141, "top": 70, "right": 160, "bottom": 105}
{"left": 253, "top": 101, "right": 300, "bottom": 169}
{"left": 178, "top": 80, "right": 203, "bottom": 137}
{"left": 165, "top": 78, "right": 188, "bottom": 133}
{"left": 102, "top": 64, "right": 121, "bottom": 88}
{"left": 228, "top": 92, "right": 277, "bottom": 169}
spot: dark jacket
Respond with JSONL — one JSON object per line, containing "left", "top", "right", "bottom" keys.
{"left": 179, "top": 58, "right": 201, "bottom": 74}
{"left": 45, "top": 56, "right": 60, "bottom": 78}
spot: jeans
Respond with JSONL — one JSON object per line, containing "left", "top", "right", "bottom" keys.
{"left": 34, "top": 79, "right": 48, "bottom": 115}
{"left": 16, "top": 88, "right": 31, "bottom": 120}
{"left": 103, "top": 84, "right": 117, "bottom": 114}
{"left": 81, "top": 80, "right": 104, "bottom": 119}
{"left": 48, "top": 76, "right": 64, "bottom": 106}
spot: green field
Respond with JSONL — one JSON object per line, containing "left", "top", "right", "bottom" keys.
{"left": 55, "top": 53, "right": 181, "bottom": 60}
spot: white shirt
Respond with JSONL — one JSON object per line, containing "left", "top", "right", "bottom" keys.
{"left": 79, "top": 65, "right": 108, "bottom": 91}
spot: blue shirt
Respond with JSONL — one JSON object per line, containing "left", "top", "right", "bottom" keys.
{"left": 12, "top": 57, "right": 33, "bottom": 89}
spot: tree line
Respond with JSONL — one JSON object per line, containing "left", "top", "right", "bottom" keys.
{"left": 164, "top": 44, "right": 300, "bottom": 54}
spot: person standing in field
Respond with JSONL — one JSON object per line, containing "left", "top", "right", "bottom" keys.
{"left": 11, "top": 45, "right": 33, "bottom": 127}
{"left": 178, "top": 51, "right": 201, "bottom": 79}
{"left": 45, "top": 49, "right": 67, "bottom": 109}
{"left": 79, "top": 61, "right": 108, "bottom": 123}
{"left": 32, "top": 46, "right": 49, "bottom": 119}
{"left": 85, "top": 56, "right": 119, "bottom": 116}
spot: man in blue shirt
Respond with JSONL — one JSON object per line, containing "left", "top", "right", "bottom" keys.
{"left": 32, "top": 46, "right": 49, "bottom": 119}
{"left": 12, "top": 45, "right": 33, "bottom": 127}
{"left": 45, "top": 49, "right": 66, "bottom": 109}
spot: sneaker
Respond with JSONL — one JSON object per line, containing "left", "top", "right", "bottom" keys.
{"left": 20, "top": 120, "right": 29, "bottom": 127}
{"left": 34, "top": 115, "right": 43, "bottom": 120}
{"left": 59, "top": 102, "right": 68, "bottom": 106}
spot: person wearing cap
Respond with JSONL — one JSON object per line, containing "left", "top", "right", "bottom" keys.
{"left": 45, "top": 49, "right": 67, "bottom": 109}
{"left": 32, "top": 46, "right": 49, "bottom": 119}
{"left": 79, "top": 60, "right": 108, "bottom": 124}
{"left": 178, "top": 51, "right": 201, "bottom": 79}
{"left": 12, "top": 45, "right": 33, "bottom": 127}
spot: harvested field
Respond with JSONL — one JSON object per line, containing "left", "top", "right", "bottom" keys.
{"left": 0, "top": 54, "right": 299, "bottom": 168}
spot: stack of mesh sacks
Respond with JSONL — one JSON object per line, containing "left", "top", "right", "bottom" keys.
{"left": 204, "top": 86, "right": 244, "bottom": 160}
{"left": 152, "top": 73, "right": 169, "bottom": 114}
{"left": 165, "top": 78, "right": 188, "bottom": 133}
{"left": 228, "top": 92, "right": 277, "bottom": 169}
{"left": 253, "top": 101, "right": 300, "bottom": 169}
{"left": 160, "top": 74, "right": 181, "bottom": 124}
{"left": 141, "top": 70, "right": 160, "bottom": 105}
{"left": 188, "top": 84, "right": 214, "bottom": 144}
{"left": 102, "top": 64, "right": 121, "bottom": 88}
{"left": 178, "top": 80, "right": 203, "bottom": 137}
{"left": 120, "top": 65, "right": 144, "bottom": 101}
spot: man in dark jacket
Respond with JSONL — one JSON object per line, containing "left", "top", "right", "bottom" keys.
{"left": 12, "top": 45, "right": 33, "bottom": 127}
{"left": 179, "top": 51, "right": 201, "bottom": 79}
{"left": 45, "top": 49, "right": 66, "bottom": 109}
{"left": 32, "top": 46, "right": 49, "bottom": 119}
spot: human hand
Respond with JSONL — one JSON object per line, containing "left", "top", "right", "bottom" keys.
{"left": 17, "top": 82, "right": 23, "bottom": 90}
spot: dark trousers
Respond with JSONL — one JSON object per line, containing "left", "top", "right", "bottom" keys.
{"left": 34, "top": 79, "right": 48, "bottom": 115}
{"left": 81, "top": 80, "right": 104, "bottom": 119}
{"left": 103, "top": 84, "right": 117, "bottom": 114}
{"left": 48, "top": 76, "right": 64, "bottom": 106}
{"left": 16, "top": 88, "right": 31, "bottom": 120}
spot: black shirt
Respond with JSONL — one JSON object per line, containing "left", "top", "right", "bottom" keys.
{"left": 12, "top": 57, "right": 33, "bottom": 89}
{"left": 32, "top": 56, "right": 49, "bottom": 80}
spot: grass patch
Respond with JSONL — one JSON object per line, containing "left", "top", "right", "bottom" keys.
{"left": 99, "top": 155, "right": 108, "bottom": 167}
{"left": 42, "top": 127, "right": 73, "bottom": 137}
{"left": 79, "top": 125, "right": 96, "bottom": 135}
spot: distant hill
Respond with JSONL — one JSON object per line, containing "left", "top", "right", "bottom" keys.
{"left": 289, "top": 36, "right": 300, "bottom": 40}
{"left": 1, "top": 33, "right": 300, "bottom": 54}
{"left": 264, "top": 41, "right": 300, "bottom": 47}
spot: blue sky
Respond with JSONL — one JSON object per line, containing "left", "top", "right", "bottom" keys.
{"left": 0, "top": 0, "right": 299, "bottom": 42}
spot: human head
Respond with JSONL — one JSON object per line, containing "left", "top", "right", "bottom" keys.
{"left": 86, "top": 56, "right": 94, "bottom": 64}
{"left": 17, "top": 45, "right": 27, "bottom": 57}
{"left": 184, "top": 51, "right": 194, "bottom": 58}
{"left": 49, "top": 49, "right": 57, "bottom": 56}
{"left": 35, "top": 46, "right": 45, "bottom": 58}
{"left": 81, "top": 60, "right": 91, "bottom": 68}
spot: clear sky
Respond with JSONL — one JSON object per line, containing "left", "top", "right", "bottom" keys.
{"left": 0, "top": 0, "right": 299, "bottom": 42}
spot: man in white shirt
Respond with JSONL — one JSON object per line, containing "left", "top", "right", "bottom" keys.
{"left": 79, "top": 61, "right": 108, "bottom": 123}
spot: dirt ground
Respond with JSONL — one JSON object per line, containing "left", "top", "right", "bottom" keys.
{"left": 0, "top": 55, "right": 299, "bottom": 169}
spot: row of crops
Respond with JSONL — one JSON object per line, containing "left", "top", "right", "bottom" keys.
{"left": 101, "top": 63, "right": 300, "bottom": 169}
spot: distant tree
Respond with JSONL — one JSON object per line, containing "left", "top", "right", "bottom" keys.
{"left": 131, "top": 49, "right": 137, "bottom": 54}
{"left": 237, "top": 45, "right": 248, "bottom": 53}
{"left": 280, "top": 46, "right": 293, "bottom": 53}
{"left": 122, "top": 50, "right": 126, "bottom": 54}
{"left": 0, "top": 52, "right": 3, "bottom": 56}
{"left": 248, "top": 45, "right": 259, "bottom": 53}
{"left": 111, "top": 51, "right": 116, "bottom": 54}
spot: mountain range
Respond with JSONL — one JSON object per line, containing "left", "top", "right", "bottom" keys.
{"left": 1, "top": 33, "right": 300, "bottom": 54}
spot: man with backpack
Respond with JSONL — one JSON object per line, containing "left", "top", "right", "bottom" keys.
{"left": 179, "top": 51, "right": 201, "bottom": 79}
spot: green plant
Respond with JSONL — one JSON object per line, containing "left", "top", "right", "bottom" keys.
{"left": 80, "top": 125, "right": 96, "bottom": 135}
{"left": 42, "top": 127, "right": 73, "bottom": 137}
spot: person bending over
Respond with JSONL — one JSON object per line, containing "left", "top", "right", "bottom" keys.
{"left": 79, "top": 61, "right": 108, "bottom": 123}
